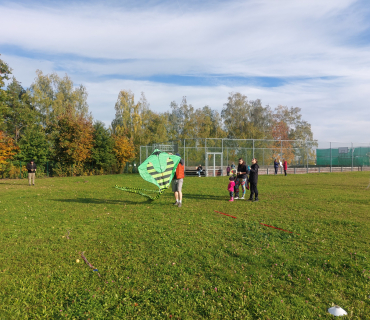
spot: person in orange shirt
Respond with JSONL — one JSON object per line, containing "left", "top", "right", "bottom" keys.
{"left": 172, "top": 153, "right": 184, "bottom": 207}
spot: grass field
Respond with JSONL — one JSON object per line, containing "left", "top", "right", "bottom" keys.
{"left": 0, "top": 172, "right": 369, "bottom": 319}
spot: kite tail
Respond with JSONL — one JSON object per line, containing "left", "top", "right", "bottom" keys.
{"left": 115, "top": 185, "right": 166, "bottom": 200}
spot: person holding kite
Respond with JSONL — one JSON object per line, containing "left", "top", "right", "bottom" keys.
{"left": 115, "top": 149, "right": 181, "bottom": 201}
{"left": 173, "top": 153, "right": 185, "bottom": 207}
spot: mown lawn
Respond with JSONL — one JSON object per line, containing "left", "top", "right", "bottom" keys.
{"left": 0, "top": 172, "right": 369, "bottom": 319}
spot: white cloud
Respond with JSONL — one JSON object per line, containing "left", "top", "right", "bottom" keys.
{"left": 1, "top": 0, "right": 370, "bottom": 142}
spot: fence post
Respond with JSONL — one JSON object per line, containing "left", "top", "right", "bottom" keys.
{"left": 330, "top": 142, "right": 332, "bottom": 173}
{"left": 318, "top": 167, "right": 320, "bottom": 173}
{"left": 253, "top": 139, "right": 254, "bottom": 159}
{"left": 19, "top": 161, "right": 22, "bottom": 179}
{"left": 351, "top": 142, "right": 353, "bottom": 171}
{"left": 267, "top": 167, "right": 268, "bottom": 175}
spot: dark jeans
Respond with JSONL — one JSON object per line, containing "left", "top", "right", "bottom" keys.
{"left": 284, "top": 169, "right": 287, "bottom": 176}
{"left": 274, "top": 167, "right": 278, "bottom": 174}
{"left": 250, "top": 182, "right": 258, "bottom": 199}
{"left": 229, "top": 191, "right": 234, "bottom": 197}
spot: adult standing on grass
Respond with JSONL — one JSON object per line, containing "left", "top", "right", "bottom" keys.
{"left": 26, "top": 159, "right": 37, "bottom": 186}
{"left": 234, "top": 158, "right": 249, "bottom": 200}
{"left": 248, "top": 158, "right": 259, "bottom": 201}
{"left": 274, "top": 159, "right": 279, "bottom": 175}
{"left": 283, "top": 159, "right": 288, "bottom": 176}
{"left": 173, "top": 153, "right": 184, "bottom": 207}
{"left": 227, "top": 165, "right": 231, "bottom": 176}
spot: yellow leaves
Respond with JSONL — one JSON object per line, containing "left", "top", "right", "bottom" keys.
{"left": 0, "top": 131, "right": 18, "bottom": 164}
{"left": 113, "top": 135, "right": 135, "bottom": 168}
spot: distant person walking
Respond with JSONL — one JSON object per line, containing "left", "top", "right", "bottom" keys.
{"left": 283, "top": 159, "right": 288, "bottom": 176}
{"left": 172, "top": 153, "right": 185, "bottom": 207}
{"left": 234, "top": 158, "right": 249, "bottom": 200}
{"left": 227, "top": 165, "right": 231, "bottom": 176}
{"left": 248, "top": 158, "right": 259, "bottom": 201}
{"left": 274, "top": 159, "right": 279, "bottom": 175}
{"left": 26, "top": 159, "right": 37, "bottom": 186}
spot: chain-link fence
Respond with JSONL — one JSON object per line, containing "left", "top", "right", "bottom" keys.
{"left": 140, "top": 139, "right": 370, "bottom": 176}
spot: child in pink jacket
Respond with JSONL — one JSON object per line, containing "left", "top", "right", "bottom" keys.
{"left": 228, "top": 176, "right": 236, "bottom": 202}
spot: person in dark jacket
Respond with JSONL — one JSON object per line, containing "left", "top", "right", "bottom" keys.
{"left": 196, "top": 164, "right": 203, "bottom": 177}
{"left": 248, "top": 158, "right": 259, "bottom": 201}
{"left": 234, "top": 158, "right": 249, "bottom": 199}
{"left": 274, "top": 159, "right": 279, "bottom": 175}
{"left": 226, "top": 165, "right": 231, "bottom": 176}
{"left": 26, "top": 160, "right": 37, "bottom": 186}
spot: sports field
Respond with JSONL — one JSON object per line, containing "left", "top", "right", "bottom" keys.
{"left": 0, "top": 172, "right": 369, "bottom": 319}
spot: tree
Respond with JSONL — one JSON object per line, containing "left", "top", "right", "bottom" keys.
{"left": 29, "top": 70, "right": 89, "bottom": 126}
{"left": 0, "top": 56, "right": 12, "bottom": 131}
{"left": 53, "top": 108, "right": 94, "bottom": 166}
{"left": 91, "top": 121, "right": 116, "bottom": 169}
{"left": 0, "top": 131, "right": 18, "bottom": 164}
{"left": 271, "top": 105, "right": 316, "bottom": 165}
{"left": 4, "top": 78, "right": 36, "bottom": 143}
{"left": 16, "top": 125, "right": 49, "bottom": 165}
{"left": 113, "top": 134, "right": 135, "bottom": 171}
{"left": 221, "top": 92, "right": 272, "bottom": 139}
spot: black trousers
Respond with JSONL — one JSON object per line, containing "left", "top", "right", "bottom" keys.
{"left": 284, "top": 169, "right": 287, "bottom": 176}
{"left": 274, "top": 167, "right": 278, "bottom": 174}
{"left": 250, "top": 182, "right": 258, "bottom": 199}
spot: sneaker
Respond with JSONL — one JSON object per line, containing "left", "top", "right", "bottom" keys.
{"left": 240, "top": 197, "right": 245, "bottom": 200}
{"left": 173, "top": 201, "right": 179, "bottom": 206}
{"left": 254, "top": 198, "right": 259, "bottom": 202}
{"left": 177, "top": 202, "right": 182, "bottom": 207}
{"left": 234, "top": 197, "right": 239, "bottom": 200}
{"left": 248, "top": 198, "right": 253, "bottom": 201}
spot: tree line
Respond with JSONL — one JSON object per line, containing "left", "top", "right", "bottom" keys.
{"left": 0, "top": 55, "right": 314, "bottom": 177}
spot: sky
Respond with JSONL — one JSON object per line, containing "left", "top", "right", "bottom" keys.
{"left": 1, "top": 0, "right": 370, "bottom": 143}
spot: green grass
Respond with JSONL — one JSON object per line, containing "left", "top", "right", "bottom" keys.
{"left": 0, "top": 172, "right": 369, "bottom": 319}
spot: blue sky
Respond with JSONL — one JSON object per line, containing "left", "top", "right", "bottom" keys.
{"left": 1, "top": 0, "right": 370, "bottom": 142}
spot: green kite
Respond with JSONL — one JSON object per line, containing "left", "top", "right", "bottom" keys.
{"left": 115, "top": 149, "right": 181, "bottom": 200}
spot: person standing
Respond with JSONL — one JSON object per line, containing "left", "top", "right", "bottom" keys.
{"left": 283, "top": 159, "right": 288, "bottom": 176}
{"left": 227, "top": 176, "right": 235, "bottom": 202}
{"left": 248, "top": 158, "right": 259, "bottom": 201}
{"left": 234, "top": 158, "right": 249, "bottom": 200}
{"left": 226, "top": 165, "right": 231, "bottom": 176}
{"left": 26, "top": 159, "right": 37, "bottom": 186}
{"left": 274, "top": 159, "right": 279, "bottom": 175}
{"left": 172, "top": 153, "right": 184, "bottom": 207}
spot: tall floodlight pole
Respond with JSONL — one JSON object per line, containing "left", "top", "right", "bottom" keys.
{"left": 351, "top": 142, "right": 353, "bottom": 171}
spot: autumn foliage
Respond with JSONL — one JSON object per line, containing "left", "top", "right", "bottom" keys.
{"left": 53, "top": 111, "right": 94, "bottom": 166}
{"left": 0, "top": 130, "right": 18, "bottom": 164}
{"left": 113, "top": 134, "right": 136, "bottom": 170}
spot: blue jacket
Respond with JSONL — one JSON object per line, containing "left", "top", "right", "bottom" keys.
{"left": 274, "top": 161, "right": 279, "bottom": 168}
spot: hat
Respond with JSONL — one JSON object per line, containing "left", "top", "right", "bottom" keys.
{"left": 175, "top": 153, "right": 181, "bottom": 157}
